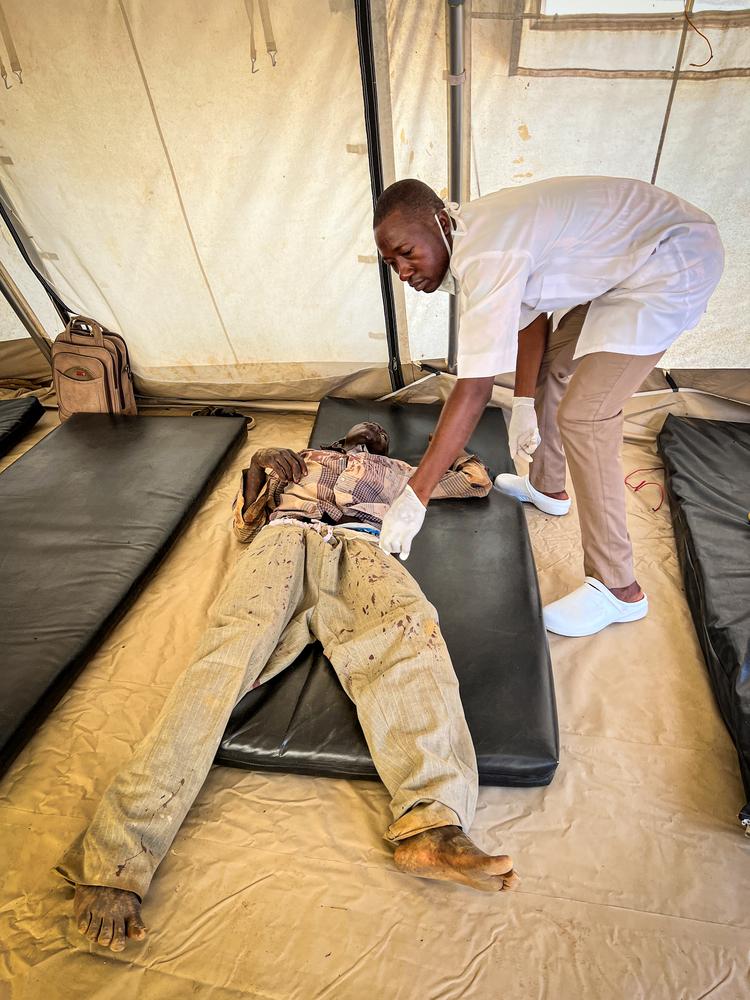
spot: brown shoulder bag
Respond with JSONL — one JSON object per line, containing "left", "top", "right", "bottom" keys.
{"left": 52, "top": 316, "right": 137, "bottom": 421}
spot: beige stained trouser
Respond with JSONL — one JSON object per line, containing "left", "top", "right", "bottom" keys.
{"left": 529, "top": 304, "right": 664, "bottom": 590}
{"left": 56, "top": 523, "right": 478, "bottom": 900}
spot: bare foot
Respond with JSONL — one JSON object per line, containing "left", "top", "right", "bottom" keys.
{"left": 74, "top": 884, "right": 147, "bottom": 952}
{"left": 541, "top": 489, "right": 569, "bottom": 501}
{"left": 608, "top": 580, "right": 645, "bottom": 603}
{"left": 393, "top": 826, "right": 520, "bottom": 893}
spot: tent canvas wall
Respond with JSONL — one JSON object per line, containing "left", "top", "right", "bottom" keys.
{"left": 2, "top": 3, "right": 750, "bottom": 998}
{"left": 0, "top": 0, "right": 748, "bottom": 402}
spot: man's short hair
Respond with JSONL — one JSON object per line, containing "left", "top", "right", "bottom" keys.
{"left": 373, "top": 179, "right": 444, "bottom": 228}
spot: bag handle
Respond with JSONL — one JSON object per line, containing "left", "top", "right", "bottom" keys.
{"left": 66, "top": 315, "right": 106, "bottom": 347}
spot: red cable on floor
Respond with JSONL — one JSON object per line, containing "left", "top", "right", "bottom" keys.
{"left": 624, "top": 467, "right": 665, "bottom": 512}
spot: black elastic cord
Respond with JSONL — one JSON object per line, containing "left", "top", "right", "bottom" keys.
{"left": 0, "top": 196, "right": 72, "bottom": 325}
{"left": 354, "top": 0, "right": 404, "bottom": 391}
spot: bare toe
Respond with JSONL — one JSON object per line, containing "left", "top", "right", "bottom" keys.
{"left": 484, "top": 854, "right": 514, "bottom": 876}
{"left": 86, "top": 917, "right": 103, "bottom": 943}
{"left": 126, "top": 913, "right": 147, "bottom": 941}
{"left": 110, "top": 919, "right": 127, "bottom": 952}
{"left": 464, "top": 866, "right": 519, "bottom": 894}
{"left": 502, "top": 869, "right": 521, "bottom": 891}
{"left": 98, "top": 917, "right": 114, "bottom": 947}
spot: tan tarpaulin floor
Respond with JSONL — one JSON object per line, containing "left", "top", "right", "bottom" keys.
{"left": 1, "top": 395, "right": 749, "bottom": 1000}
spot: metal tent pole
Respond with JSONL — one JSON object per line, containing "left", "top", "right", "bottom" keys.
{"left": 0, "top": 257, "right": 53, "bottom": 365}
{"left": 446, "top": 0, "right": 465, "bottom": 374}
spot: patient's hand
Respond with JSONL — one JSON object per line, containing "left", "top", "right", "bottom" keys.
{"left": 251, "top": 448, "right": 308, "bottom": 484}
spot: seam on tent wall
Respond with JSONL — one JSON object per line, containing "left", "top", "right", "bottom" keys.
{"left": 472, "top": 8, "right": 750, "bottom": 31}
{"left": 514, "top": 66, "right": 750, "bottom": 80}
{"left": 117, "top": 0, "right": 239, "bottom": 363}
{"left": 471, "top": 131, "right": 481, "bottom": 197}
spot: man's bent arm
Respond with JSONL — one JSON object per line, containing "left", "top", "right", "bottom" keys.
{"left": 241, "top": 463, "right": 267, "bottom": 510}
{"left": 429, "top": 450, "right": 492, "bottom": 499}
{"left": 514, "top": 313, "right": 548, "bottom": 398}
{"left": 408, "top": 376, "right": 495, "bottom": 505}
{"left": 233, "top": 447, "right": 306, "bottom": 544}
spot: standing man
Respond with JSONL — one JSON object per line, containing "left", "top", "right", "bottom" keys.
{"left": 373, "top": 176, "right": 723, "bottom": 637}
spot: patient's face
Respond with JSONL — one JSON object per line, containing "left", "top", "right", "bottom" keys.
{"left": 330, "top": 422, "right": 390, "bottom": 456}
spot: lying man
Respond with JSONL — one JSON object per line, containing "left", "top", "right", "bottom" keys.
{"left": 56, "top": 420, "right": 519, "bottom": 953}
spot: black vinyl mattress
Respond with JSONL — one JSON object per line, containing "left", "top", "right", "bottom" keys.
{"left": 218, "top": 397, "right": 559, "bottom": 787}
{"left": 0, "top": 396, "right": 44, "bottom": 458}
{"left": 659, "top": 414, "right": 750, "bottom": 826}
{"left": 0, "top": 413, "right": 246, "bottom": 773}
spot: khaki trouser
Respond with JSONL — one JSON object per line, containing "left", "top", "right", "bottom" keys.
{"left": 56, "top": 523, "right": 478, "bottom": 900}
{"left": 529, "top": 304, "right": 663, "bottom": 589}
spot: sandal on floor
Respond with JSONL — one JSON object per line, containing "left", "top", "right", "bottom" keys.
{"left": 192, "top": 406, "right": 256, "bottom": 429}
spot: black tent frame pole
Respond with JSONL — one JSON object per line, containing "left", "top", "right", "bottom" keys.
{"left": 0, "top": 257, "right": 53, "bottom": 364}
{"left": 354, "top": 0, "right": 404, "bottom": 392}
{"left": 0, "top": 194, "right": 72, "bottom": 326}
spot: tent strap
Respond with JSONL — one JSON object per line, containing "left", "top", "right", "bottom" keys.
{"left": 0, "top": 1, "right": 22, "bottom": 86}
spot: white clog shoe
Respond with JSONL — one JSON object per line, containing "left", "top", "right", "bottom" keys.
{"left": 493, "top": 473, "right": 571, "bottom": 516}
{"left": 543, "top": 577, "right": 648, "bottom": 637}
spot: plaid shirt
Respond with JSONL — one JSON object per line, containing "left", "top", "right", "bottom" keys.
{"left": 233, "top": 445, "right": 492, "bottom": 544}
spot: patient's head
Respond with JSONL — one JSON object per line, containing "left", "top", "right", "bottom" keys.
{"left": 326, "top": 421, "right": 390, "bottom": 456}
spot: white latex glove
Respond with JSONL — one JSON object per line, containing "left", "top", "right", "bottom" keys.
{"left": 379, "top": 485, "right": 426, "bottom": 561}
{"left": 508, "top": 396, "right": 541, "bottom": 462}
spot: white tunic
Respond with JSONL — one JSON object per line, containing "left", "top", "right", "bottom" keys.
{"left": 444, "top": 176, "right": 724, "bottom": 379}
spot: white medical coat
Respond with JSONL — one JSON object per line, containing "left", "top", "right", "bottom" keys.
{"left": 444, "top": 176, "right": 724, "bottom": 379}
